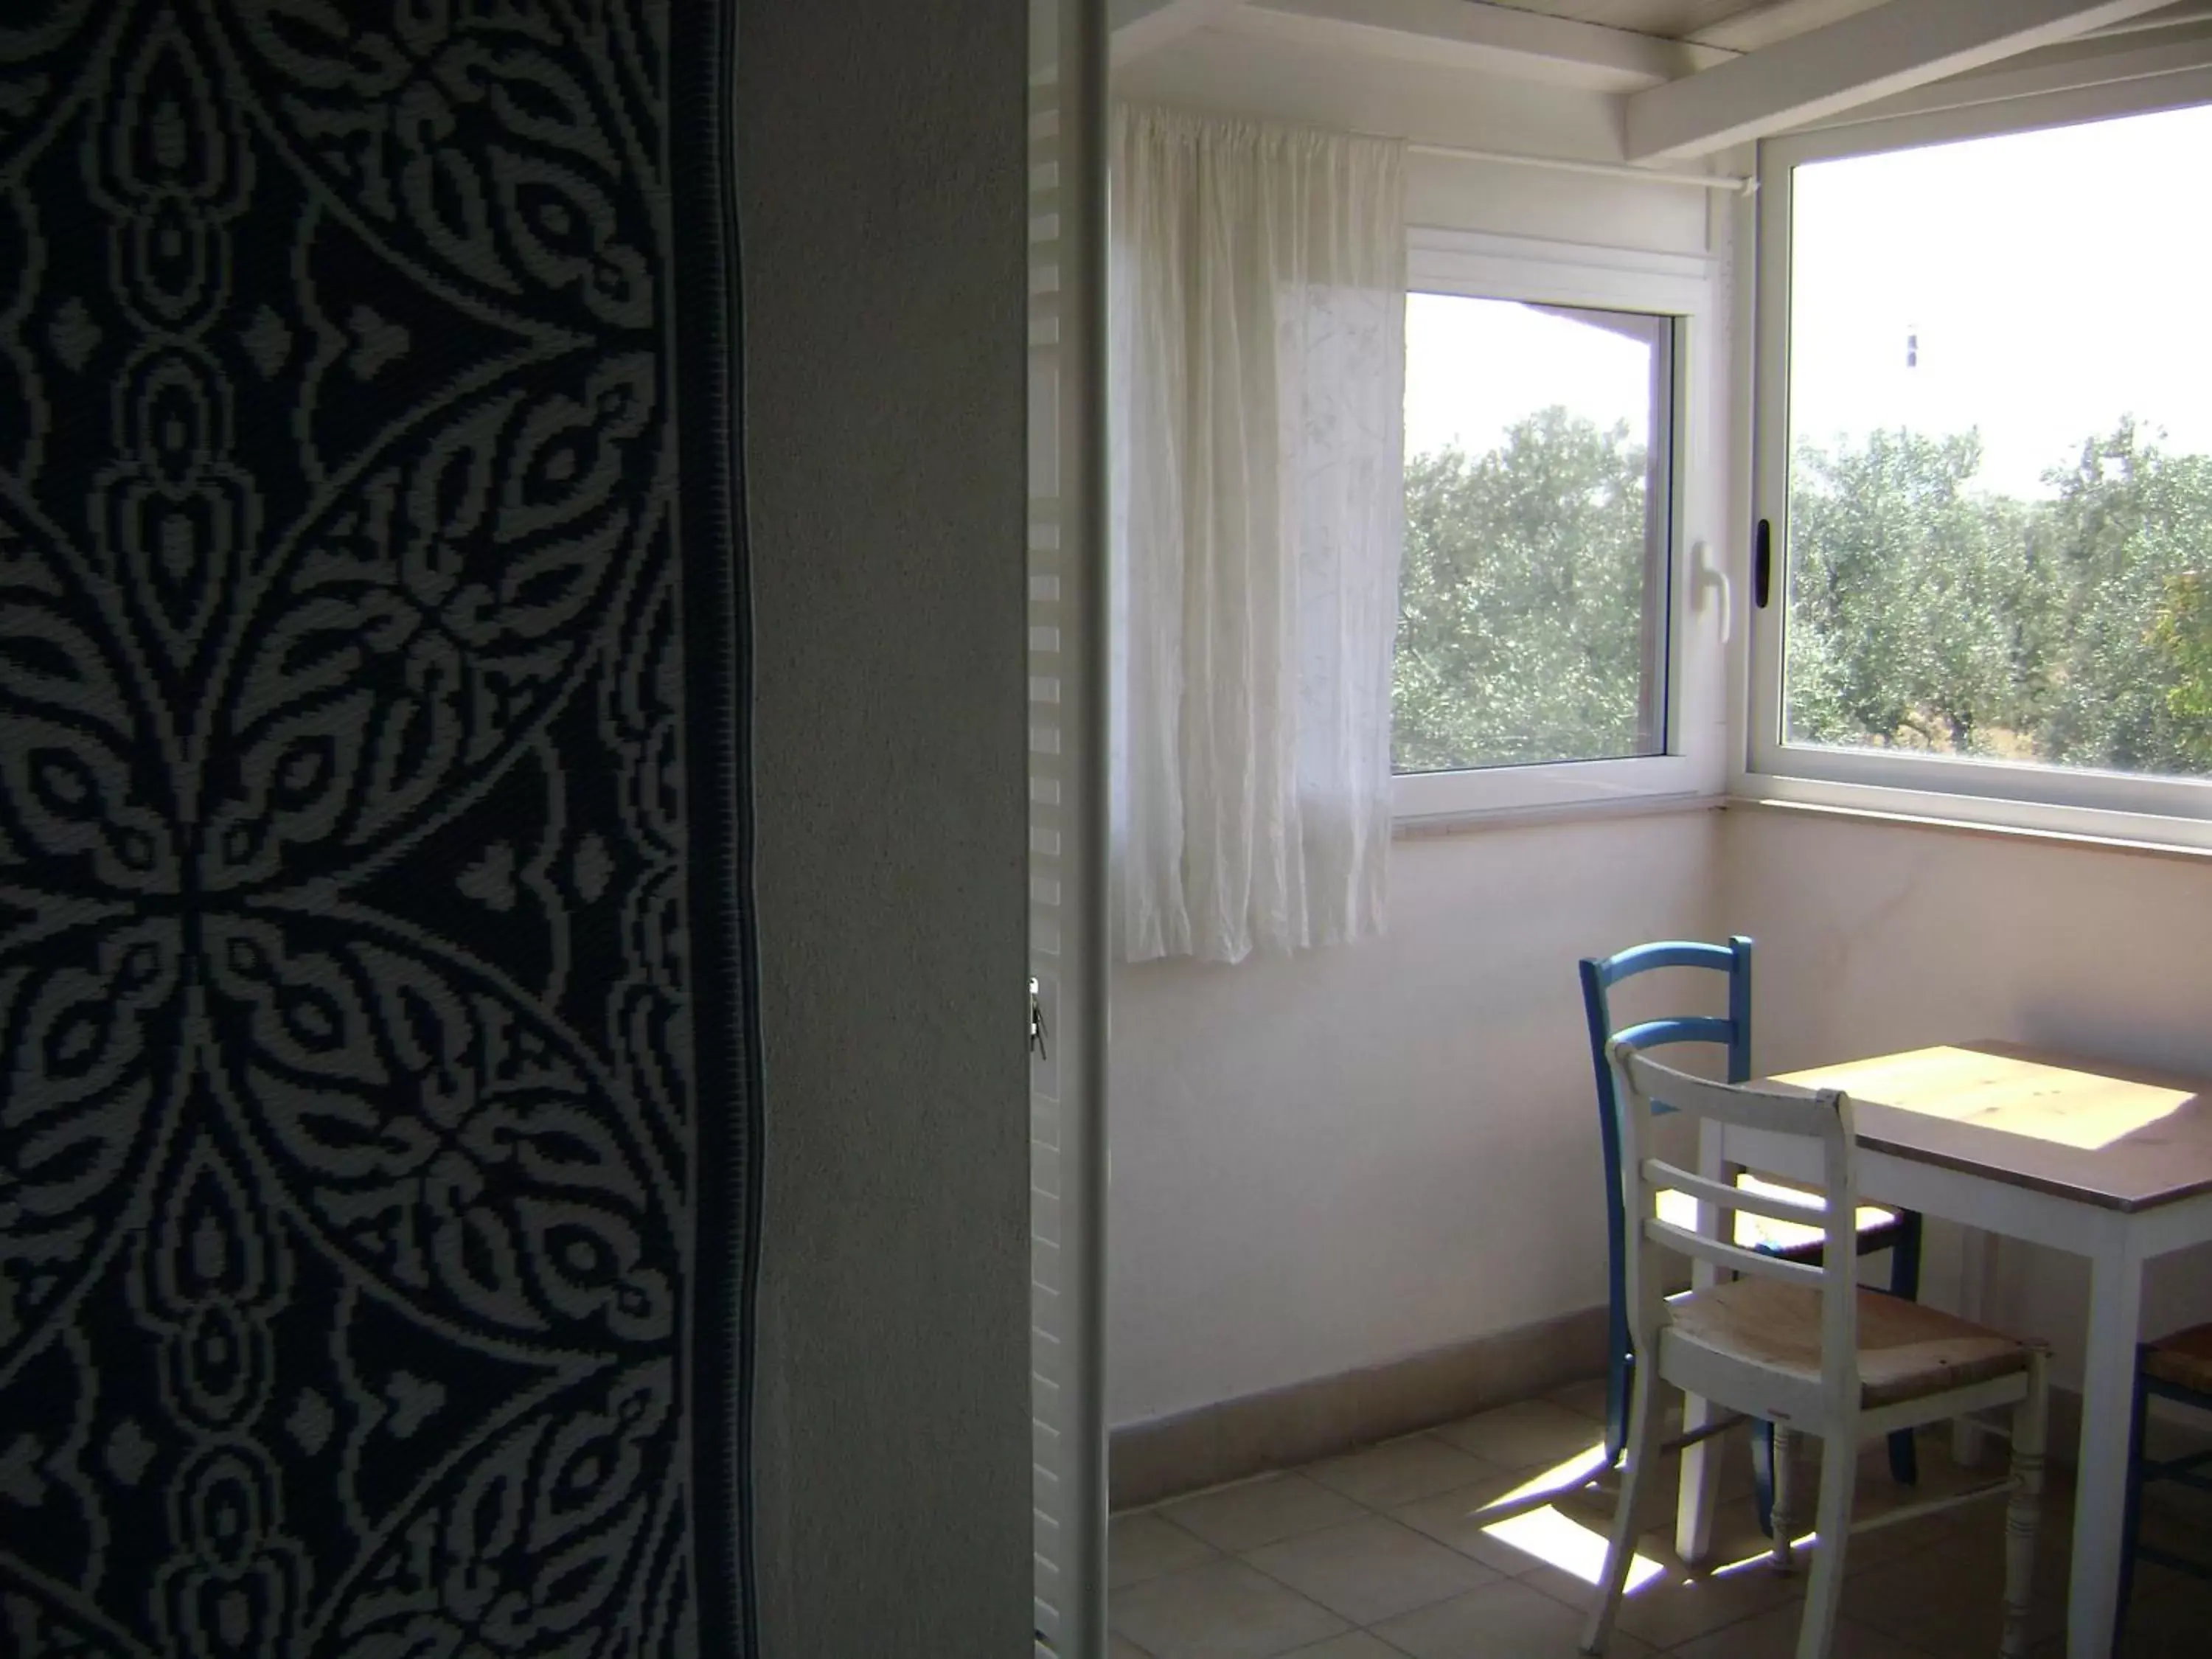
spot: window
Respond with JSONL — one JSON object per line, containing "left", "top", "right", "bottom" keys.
{"left": 1397, "top": 296, "right": 1673, "bottom": 773}
{"left": 1395, "top": 230, "right": 1719, "bottom": 823}
{"left": 1749, "top": 91, "right": 2212, "bottom": 838}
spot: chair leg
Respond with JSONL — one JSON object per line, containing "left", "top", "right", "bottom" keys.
{"left": 1769, "top": 1425, "right": 1797, "bottom": 1576}
{"left": 1582, "top": 1359, "right": 1663, "bottom": 1655}
{"left": 1793, "top": 1430, "right": 1860, "bottom": 1659}
{"left": 2002, "top": 1344, "right": 2051, "bottom": 1659}
{"left": 1885, "top": 1218, "right": 1924, "bottom": 1489}
{"left": 1886, "top": 1213, "right": 1924, "bottom": 1304}
{"left": 1607, "top": 1340, "right": 1632, "bottom": 1467}
{"left": 1883, "top": 1425, "right": 1919, "bottom": 1490}
{"left": 2116, "top": 1355, "right": 2149, "bottom": 1656}
{"left": 1752, "top": 1418, "right": 1778, "bottom": 1537}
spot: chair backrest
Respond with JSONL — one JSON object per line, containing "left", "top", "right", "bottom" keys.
{"left": 1578, "top": 938, "right": 1753, "bottom": 1371}
{"left": 1579, "top": 937, "right": 1753, "bottom": 1096}
{"left": 1608, "top": 1045, "right": 1863, "bottom": 1413}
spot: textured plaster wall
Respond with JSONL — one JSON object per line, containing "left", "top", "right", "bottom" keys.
{"left": 738, "top": 2, "right": 1032, "bottom": 1652}
{"left": 1110, "top": 812, "right": 1725, "bottom": 1425}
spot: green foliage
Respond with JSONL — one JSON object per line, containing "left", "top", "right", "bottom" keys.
{"left": 1392, "top": 405, "right": 2212, "bottom": 783}
{"left": 1784, "top": 430, "right": 2036, "bottom": 755}
{"left": 1785, "top": 418, "right": 2212, "bottom": 776}
{"left": 2149, "top": 571, "right": 2212, "bottom": 762}
{"left": 2033, "top": 423, "right": 2212, "bottom": 773}
{"left": 1395, "top": 408, "right": 1655, "bottom": 772}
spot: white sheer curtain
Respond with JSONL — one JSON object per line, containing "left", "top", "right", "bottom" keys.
{"left": 1111, "top": 105, "right": 1407, "bottom": 965}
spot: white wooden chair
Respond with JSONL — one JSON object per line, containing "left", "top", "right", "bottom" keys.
{"left": 1582, "top": 1046, "right": 2052, "bottom": 1659}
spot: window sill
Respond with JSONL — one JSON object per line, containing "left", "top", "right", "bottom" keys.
{"left": 1393, "top": 789, "right": 1722, "bottom": 840}
{"left": 1722, "top": 790, "right": 2212, "bottom": 866}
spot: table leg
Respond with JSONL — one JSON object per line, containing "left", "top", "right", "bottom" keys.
{"left": 1954, "top": 1226, "right": 1997, "bottom": 1467}
{"left": 1674, "top": 1118, "right": 1728, "bottom": 1563}
{"left": 2068, "top": 1245, "right": 2143, "bottom": 1659}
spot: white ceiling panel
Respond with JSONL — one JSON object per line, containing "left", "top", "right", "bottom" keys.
{"left": 1464, "top": 1, "right": 1909, "bottom": 49}
{"left": 1466, "top": 0, "right": 2205, "bottom": 49}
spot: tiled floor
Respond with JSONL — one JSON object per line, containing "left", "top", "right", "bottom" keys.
{"left": 1109, "top": 1378, "right": 2212, "bottom": 1658}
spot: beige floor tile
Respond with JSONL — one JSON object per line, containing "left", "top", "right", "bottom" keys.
{"left": 2139, "top": 1467, "right": 2212, "bottom": 1531}
{"left": 1245, "top": 1514, "right": 1500, "bottom": 1625}
{"left": 1842, "top": 1545, "right": 2064, "bottom": 1655}
{"left": 1544, "top": 1376, "right": 1613, "bottom": 1425}
{"left": 1109, "top": 1559, "right": 1349, "bottom": 1659}
{"left": 1113, "top": 1509, "right": 1223, "bottom": 1588}
{"left": 1844, "top": 1434, "right": 2012, "bottom": 1526}
{"left": 1113, "top": 1638, "right": 1155, "bottom": 1659}
{"left": 1163, "top": 1473, "right": 1367, "bottom": 1554}
{"left": 1389, "top": 1469, "right": 1590, "bottom": 1578}
{"left": 1829, "top": 1509, "right": 1961, "bottom": 1576}
{"left": 1672, "top": 1425, "right": 2011, "bottom": 1568}
{"left": 1670, "top": 1491, "right": 1933, "bottom": 1579}
{"left": 1119, "top": 1391, "right": 2144, "bottom": 1659}
{"left": 2114, "top": 1554, "right": 2201, "bottom": 1609}
{"left": 1919, "top": 1490, "right": 2073, "bottom": 1582}
{"left": 2110, "top": 1572, "right": 2212, "bottom": 1658}
{"left": 1522, "top": 1549, "right": 1803, "bottom": 1652}
{"left": 1434, "top": 1402, "right": 1608, "bottom": 1473}
{"left": 1667, "top": 1602, "right": 1930, "bottom": 1659}
{"left": 1368, "top": 1577, "right": 1657, "bottom": 1659}
{"left": 1695, "top": 1422, "right": 1764, "bottom": 1503}
{"left": 1307, "top": 1434, "right": 1499, "bottom": 1510}
{"left": 1678, "top": 1492, "right": 1798, "bottom": 1572}
{"left": 2129, "top": 1494, "right": 2211, "bottom": 1570}
{"left": 1277, "top": 1635, "right": 1411, "bottom": 1659}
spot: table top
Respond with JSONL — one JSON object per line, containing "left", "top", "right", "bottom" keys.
{"left": 1766, "top": 1040, "right": 2212, "bottom": 1214}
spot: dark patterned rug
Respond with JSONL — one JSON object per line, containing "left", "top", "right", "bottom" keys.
{"left": 0, "top": 4, "right": 758, "bottom": 1655}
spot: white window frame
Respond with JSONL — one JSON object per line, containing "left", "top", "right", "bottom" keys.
{"left": 1742, "top": 66, "right": 2212, "bottom": 848}
{"left": 1394, "top": 227, "right": 1726, "bottom": 826}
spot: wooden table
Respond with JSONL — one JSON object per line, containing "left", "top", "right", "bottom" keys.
{"left": 1676, "top": 1040, "right": 2212, "bottom": 1659}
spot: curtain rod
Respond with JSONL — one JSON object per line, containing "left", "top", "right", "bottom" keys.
{"left": 1404, "top": 140, "right": 1756, "bottom": 195}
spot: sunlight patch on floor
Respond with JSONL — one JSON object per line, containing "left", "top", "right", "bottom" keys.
{"left": 1713, "top": 1533, "right": 1818, "bottom": 1577}
{"left": 1467, "top": 1440, "right": 1669, "bottom": 1591}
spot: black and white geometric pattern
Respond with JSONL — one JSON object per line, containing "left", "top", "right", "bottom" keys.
{"left": 0, "top": 4, "right": 755, "bottom": 1654}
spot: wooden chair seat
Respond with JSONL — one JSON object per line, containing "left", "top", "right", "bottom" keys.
{"left": 1666, "top": 1277, "right": 2036, "bottom": 1411}
{"left": 2143, "top": 1324, "right": 2212, "bottom": 1395}
{"left": 1657, "top": 1176, "right": 1901, "bottom": 1258}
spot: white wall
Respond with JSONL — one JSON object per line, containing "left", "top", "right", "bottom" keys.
{"left": 1110, "top": 811, "right": 1722, "bottom": 1425}
{"left": 1719, "top": 807, "right": 2212, "bottom": 1391}
{"left": 1107, "top": 32, "right": 1738, "bottom": 1430}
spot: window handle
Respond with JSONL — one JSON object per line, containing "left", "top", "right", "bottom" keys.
{"left": 1753, "top": 519, "right": 1773, "bottom": 609}
{"left": 1690, "top": 539, "right": 1731, "bottom": 646}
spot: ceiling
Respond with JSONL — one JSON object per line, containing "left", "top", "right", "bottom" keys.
{"left": 1475, "top": 0, "right": 2212, "bottom": 52}
{"left": 1468, "top": 0, "right": 1895, "bottom": 52}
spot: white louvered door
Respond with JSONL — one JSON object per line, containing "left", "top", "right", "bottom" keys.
{"left": 1029, "top": 0, "right": 1105, "bottom": 1655}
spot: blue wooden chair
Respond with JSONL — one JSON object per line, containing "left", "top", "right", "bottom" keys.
{"left": 1579, "top": 936, "right": 1924, "bottom": 1533}
{"left": 2115, "top": 1324, "right": 2212, "bottom": 1649}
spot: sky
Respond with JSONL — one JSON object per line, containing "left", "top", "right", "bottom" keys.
{"left": 1407, "top": 100, "right": 2212, "bottom": 501}
{"left": 1406, "top": 295, "right": 1656, "bottom": 465}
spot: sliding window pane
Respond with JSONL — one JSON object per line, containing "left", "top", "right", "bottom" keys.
{"left": 1397, "top": 294, "right": 1672, "bottom": 773}
{"left": 1782, "top": 103, "right": 2212, "bottom": 778}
